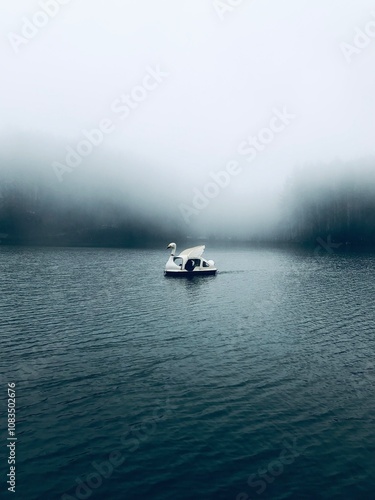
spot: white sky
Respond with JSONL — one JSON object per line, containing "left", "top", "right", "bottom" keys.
{"left": 1, "top": 0, "right": 375, "bottom": 231}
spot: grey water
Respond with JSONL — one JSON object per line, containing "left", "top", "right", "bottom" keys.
{"left": 1, "top": 246, "right": 375, "bottom": 500}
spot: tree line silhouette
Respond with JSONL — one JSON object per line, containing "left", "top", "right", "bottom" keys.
{"left": 279, "top": 160, "right": 375, "bottom": 246}
{"left": 0, "top": 169, "right": 180, "bottom": 247}
{"left": 0, "top": 159, "right": 374, "bottom": 246}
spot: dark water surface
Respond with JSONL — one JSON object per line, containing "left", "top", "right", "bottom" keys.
{"left": 1, "top": 246, "right": 375, "bottom": 500}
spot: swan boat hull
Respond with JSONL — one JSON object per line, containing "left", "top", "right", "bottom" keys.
{"left": 164, "top": 269, "right": 217, "bottom": 277}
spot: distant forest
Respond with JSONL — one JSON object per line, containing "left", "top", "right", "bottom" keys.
{"left": 0, "top": 160, "right": 374, "bottom": 247}
{"left": 279, "top": 161, "right": 375, "bottom": 246}
{"left": 0, "top": 168, "right": 182, "bottom": 247}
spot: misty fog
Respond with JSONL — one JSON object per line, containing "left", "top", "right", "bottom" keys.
{"left": 1, "top": 0, "right": 375, "bottom": 246}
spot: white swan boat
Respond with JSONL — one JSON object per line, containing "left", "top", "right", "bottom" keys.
{"left": 165, "top": 242, "right": 217, "bottom": 276}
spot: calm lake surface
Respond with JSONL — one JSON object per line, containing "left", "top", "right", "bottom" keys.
{"left": 1, "top": 246, "right": 375, "bottom": 500}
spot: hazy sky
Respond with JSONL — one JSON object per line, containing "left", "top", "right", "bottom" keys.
{"left": 1, "top": 0, "right": 375, "bottom": 232}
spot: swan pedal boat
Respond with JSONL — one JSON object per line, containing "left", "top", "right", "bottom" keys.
{"left": 165, "top": 243, "right": 217, "bottom": 277}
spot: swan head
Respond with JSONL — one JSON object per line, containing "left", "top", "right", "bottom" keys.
{"left": 167, "top": 242, "right": 177, "bottom": 255}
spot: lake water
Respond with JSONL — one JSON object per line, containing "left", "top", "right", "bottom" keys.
{"left": 1, "top": 245, "right": 375, "bottom": 499}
